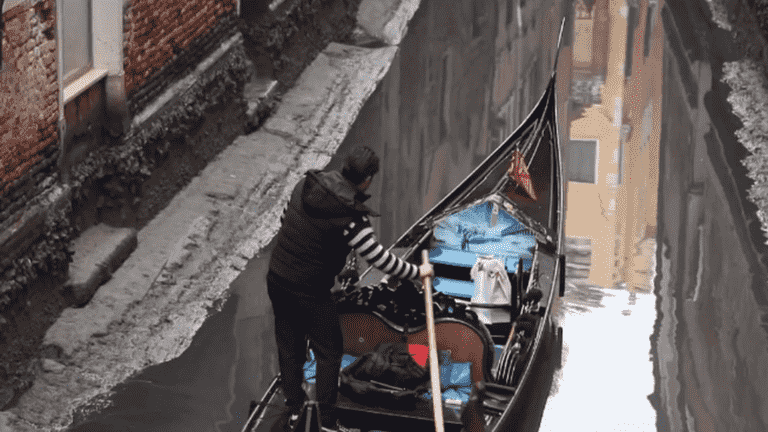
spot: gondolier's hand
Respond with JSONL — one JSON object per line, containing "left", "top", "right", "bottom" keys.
{"left": 338, "top": 267, "right": 359, "bottom": 285}
{"left": 381, "top": 274, "right": 401, "bottom": 290}
{"left": 419, "top": 250, "right": 435, "bottom": 280}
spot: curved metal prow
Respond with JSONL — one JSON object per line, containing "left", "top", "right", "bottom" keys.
{"left": 551, "top": 17, "right": 567, "bottom": 78}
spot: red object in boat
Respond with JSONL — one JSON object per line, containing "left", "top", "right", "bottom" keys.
{"left": 508, "top": 150, "right": 537, "bottom": 201}
{"left": 408, "top": 344, "right": 428, "bottom": 367}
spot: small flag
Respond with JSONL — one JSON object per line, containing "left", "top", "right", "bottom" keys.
{"left": 507, "top": 150, "right": 537, "bottom": 200}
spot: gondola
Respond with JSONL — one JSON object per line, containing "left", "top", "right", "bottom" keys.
{"left": 243, "top": 20, "right": 567, "bottom": 432}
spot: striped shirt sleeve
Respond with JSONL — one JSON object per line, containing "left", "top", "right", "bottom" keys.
{"left": 343, "top": 216, "right": 420, "bottom": 280}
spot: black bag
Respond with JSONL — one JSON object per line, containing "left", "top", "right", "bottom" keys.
{"left": 340, "top": 343, "right": 430, "bottom": 408}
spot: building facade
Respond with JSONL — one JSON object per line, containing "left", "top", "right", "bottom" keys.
{"left": 0, "top": 0, "right": 358, "bottom": 323}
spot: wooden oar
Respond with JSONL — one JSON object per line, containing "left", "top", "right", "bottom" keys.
{"left": 420, "top": 249, "right": 445, "bottom": 432}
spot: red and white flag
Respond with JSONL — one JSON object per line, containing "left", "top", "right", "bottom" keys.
{"left": 507, "top": 150, "right": 537, "bottom": 200}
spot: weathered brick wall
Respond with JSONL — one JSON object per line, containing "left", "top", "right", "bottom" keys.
{"left": 123, "top": 0, "right": 238, "bottom": 115}
{"left": 0, "top": 0, "right": 59, "bottom": 201}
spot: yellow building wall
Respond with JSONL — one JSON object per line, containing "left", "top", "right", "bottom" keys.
{"left": 565, "top": 0, "right": 663, "bottom": 290}
{"left": 615, "top": 0, "right": 664, "bottom": 288}
{"left": 565, "top": 0, "right": 629, "bottom": 288}
{"left": 566, "top": 107, "right": 621, "bottom": 288}
{"left": 573, "top": 19, "right": 594, "bottom": 66}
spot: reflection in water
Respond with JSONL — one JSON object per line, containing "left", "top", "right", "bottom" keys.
{"left": 541, "top": 0, "right": 663, "bottom": 429}
{"left": 541, "top": 279, "right": 657, "bottom": 431}
{"left": 540, "top": 237, "right": 657, "bottom": 431}
{"left": 652, "top": 0, "right": 768, "bottom": 430}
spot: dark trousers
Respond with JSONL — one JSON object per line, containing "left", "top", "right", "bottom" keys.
{"left": 266, "top": 272, "right": 343, "bottom": 416}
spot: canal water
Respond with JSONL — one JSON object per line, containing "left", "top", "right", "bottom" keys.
{"left": 67, "top": 0, "right": 768, "bottom": 431}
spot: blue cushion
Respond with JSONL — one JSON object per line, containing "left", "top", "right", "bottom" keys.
{"left": 430, "top": 246, "right": 478, "bottom": 268}
{"left": 303, "top": 350, "right": 357, "bottom": 384}
{"left": 422, "top": 350, "right": 473, "bottom": 404}
{"left": 430, "top": 245, "right": 533, "bottom": 274}
{"left": 433, "top": 277, "right": 474, "bottom": 298}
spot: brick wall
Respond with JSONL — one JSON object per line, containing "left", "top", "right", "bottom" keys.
{"left": 0, "top": 0, "right": 59, "bottom": 199}
{"left": 123, "top": 0, "right": 237, "bottom": 115}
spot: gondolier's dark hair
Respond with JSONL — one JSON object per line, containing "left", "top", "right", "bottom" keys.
{"left": 342, "top": 146, "right": 380, "bottom": 185}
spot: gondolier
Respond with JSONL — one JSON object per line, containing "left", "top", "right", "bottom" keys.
{"left": 267, "top": 146, "right": 420, "bottom": 430}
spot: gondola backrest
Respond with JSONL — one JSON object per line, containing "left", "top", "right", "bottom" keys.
{"left": 339, "top": 312, "right": 494, "bottom": 384}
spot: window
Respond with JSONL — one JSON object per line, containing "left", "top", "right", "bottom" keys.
{"left": 624, "top": 5, "right": 639, "bottom": 77}
{"left": 61, "top": 0, "right": 92, "bottom": 84}
{"left": 617, "top": 139, "right": 624, "bottom": 184}
{"left": 619, "top": 124, "right": 630, "bottom": 184}
{"left": 643, "top": 4, "right": 658, "bottom": 57}
{"left": 567, "top": 139, "right": 598, "bottom": 183}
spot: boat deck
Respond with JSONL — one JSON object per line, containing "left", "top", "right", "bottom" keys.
{"left": 248, "top": 343, "right": 514, "bottom": 432}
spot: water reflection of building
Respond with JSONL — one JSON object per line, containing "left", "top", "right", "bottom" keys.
{"left": 655, "top": 1, "right": 768, "bottom": 428}
{"left": 563, "top": 0, "right": 662, "bottom": 290}
{"left": 491, "top": 0, "right": 571, "bottom": 144}
{"left": 341, "top": 0, "right": 567, "bottom": 246}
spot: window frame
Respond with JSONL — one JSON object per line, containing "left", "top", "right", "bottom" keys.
{"left": 624, "top": 5, "right": 639, "bottom": 77}
{"left": 60, "top": 0, "right": 93, "bottom": 86}
{"left": 643, "top": 4, "right": 658, "bottom": 58}
{"left": 567, "top": 139, "right": 599, "bottom": 184}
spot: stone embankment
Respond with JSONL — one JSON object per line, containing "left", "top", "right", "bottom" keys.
{"left": 0, "top": 0, "right": 420, "bottom": 430}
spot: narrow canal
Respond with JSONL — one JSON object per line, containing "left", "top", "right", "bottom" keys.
{"left": 67, "top": 0, "right": 768, "bottom": 431}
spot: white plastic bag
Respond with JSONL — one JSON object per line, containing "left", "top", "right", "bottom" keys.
{"left": 470, "top": 256, "right": 511, "bottom": 324}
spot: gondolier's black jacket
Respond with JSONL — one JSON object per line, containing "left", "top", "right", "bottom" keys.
{"left": 268, "top": 170, "right": 419, "bottom": 298}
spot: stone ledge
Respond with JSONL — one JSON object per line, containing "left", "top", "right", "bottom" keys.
{"left": 356, "top": 0, "right": 421, "bottom": 46}
{"left": 63, "top": 224, "right": 138, "bottom": 307}
{"left": 263, "top": 43, "right": 399, "bottom": 149}
{"left": 244, "top": 78, "right": 279, "bottom": 132}
{"left": 0, "top": 184, "right": 71, "bottom": 275}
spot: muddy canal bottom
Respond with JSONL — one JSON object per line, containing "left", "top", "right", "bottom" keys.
{"left": 67, "top": 242, "right": 659, "bottom": 432}
{"left": 67, "top": 242, "right": 279, "bottom": 432}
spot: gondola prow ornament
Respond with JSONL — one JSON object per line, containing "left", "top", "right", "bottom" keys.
{"left": 508, "top": 150, "right": 537, "bottom": 201}
{"left": 420, "top": 250, "right": 445, "bottom": 432}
